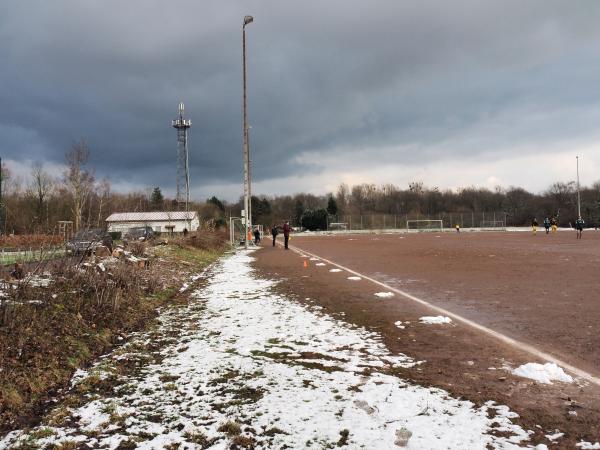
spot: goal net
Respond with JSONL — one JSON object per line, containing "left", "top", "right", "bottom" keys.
{"left": 479, "top": 220, "right": 506, "bottom": 231}
{"left": 406, "top": 219, "right": 444, "bottom": 232}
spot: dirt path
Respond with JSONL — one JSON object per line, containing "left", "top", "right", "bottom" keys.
{"left": 253, "top": 238, "right": 600, "bottom": 447}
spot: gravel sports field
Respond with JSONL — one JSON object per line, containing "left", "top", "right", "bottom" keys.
{"left": 254, "top": 230, "right": 600, "bottom": 447}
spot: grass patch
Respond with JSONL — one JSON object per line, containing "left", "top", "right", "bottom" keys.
{"left": 337, "top": 429, "right": 350, "bottom": 446}
{"left": 218, "top": 420, "right": 242, "bottom": 436}
{"left": 184, "top": 430, "right": 218, "bottom": 448}
{"left": 231, "top": 435, "right": 255, "bottom": 448}
{"left": 263, "top": 427, "right": 288, "bottom": 437}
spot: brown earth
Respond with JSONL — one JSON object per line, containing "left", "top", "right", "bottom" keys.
{"left": 253, "top": 231, "right": 600, "bottom": 448}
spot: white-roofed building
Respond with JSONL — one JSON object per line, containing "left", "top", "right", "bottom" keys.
{"left": 105, "top": 211, "right": 200, "bottom": 234}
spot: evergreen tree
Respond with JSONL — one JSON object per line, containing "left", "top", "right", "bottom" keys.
{"left": 326, "top": 195, "right": 338, "bottom": 216}
{"left": 208, "top": 196, "right": 225, "bottom": 211}
{"left": 150, "top": 187, "right": 164, "bottom": 211}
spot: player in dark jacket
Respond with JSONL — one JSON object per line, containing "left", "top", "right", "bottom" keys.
{"left": 271, "top": 225, "right": 278, "bottom": 247}
{"left": 575, "top": 217, "right": 584, "bottom": 239}
{"left": 543, "top": 217, "right": 551, "bottom": 234}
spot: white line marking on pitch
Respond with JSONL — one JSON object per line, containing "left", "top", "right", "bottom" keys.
{"left": 289, "top": 244, "right": 600, "bottom": 387}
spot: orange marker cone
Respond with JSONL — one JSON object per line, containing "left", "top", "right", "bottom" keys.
{"left": 303, "top": 260, "right": 308, "bottom": 268}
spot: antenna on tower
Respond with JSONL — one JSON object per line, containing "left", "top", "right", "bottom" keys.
{"left": 172, "top": 102, "right": 191, "bottom": 210}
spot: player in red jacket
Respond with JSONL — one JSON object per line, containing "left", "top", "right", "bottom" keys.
{"left": 283, "top": 221, "right": 291, "bottom": 250}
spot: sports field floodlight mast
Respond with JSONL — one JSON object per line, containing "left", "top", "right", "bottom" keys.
{"left": 242, "top": 14, "right": 253, "bottom": 249}
{"left": 576, "top": 155, "right": 581, "bottom": 218}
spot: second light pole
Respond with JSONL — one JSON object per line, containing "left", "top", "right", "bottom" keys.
{"left": 242, "top": 15, "right": 253, "bottom": 249}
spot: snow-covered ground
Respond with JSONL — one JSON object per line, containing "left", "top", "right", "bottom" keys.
{"left": 1, "top": 251, "right": 539, "bottom": 449}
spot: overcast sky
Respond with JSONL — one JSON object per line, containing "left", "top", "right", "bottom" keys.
{"left": 2, "top": 1, "right": 600, "bottom": 201}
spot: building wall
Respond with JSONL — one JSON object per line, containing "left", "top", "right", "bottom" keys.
{"left": 107, "top": 218, "right": 200, "bottom": 234}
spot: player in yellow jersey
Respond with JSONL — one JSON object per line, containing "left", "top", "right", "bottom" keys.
{"left": 531, "top": 218, "right": 538, "bottom": 235}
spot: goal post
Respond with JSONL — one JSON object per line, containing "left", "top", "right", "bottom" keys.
{"left": 479, "top": 220, "right": 506, "bottom": 231}
{"left": 406, "top": 219, "right": 444, "bottom": 232}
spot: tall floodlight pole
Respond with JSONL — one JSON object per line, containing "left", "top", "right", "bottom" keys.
{"left": 247, "top": 125, "right": 252, "bottom": 233}
{"left": 242, "top": 15, "right": 253, "bottom": 249}
{"left": 0, "top": 156, "right": 3, "bottom": 235}
{"left": 576, "top": 156, "right": 581, "bottom": 218}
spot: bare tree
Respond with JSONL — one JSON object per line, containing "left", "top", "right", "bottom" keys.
{"left": 26, "top": 162, "right": 54, "bottom": 231}
{"left": 96, "top": 178, "right": 111, "bottom": 227}
{"left": 64, "top": 140, "right": 95, "bottom": 231}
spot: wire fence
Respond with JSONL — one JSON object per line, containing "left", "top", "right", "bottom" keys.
{"left": 0, "top": 246, "right": 66, "bottom": 266}
{"left": 327, "top": 212, "right": 509, "bottom": 231}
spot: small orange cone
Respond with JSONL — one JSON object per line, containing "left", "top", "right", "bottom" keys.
{"left": 303, "top": 260, "right": 308, "bottom": 268}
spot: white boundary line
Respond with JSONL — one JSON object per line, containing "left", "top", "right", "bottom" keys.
{"left": 289, "top": 243, "right": 600, "bottom": 387}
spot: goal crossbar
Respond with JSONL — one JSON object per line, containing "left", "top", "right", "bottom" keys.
{"left": 406, "top": 219, "right": 444, "bottom": 231}
{"left": 479, "top": 220, "right": 506, "bottom": 230}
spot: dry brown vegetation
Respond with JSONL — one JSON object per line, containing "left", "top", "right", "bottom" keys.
{"left": 0, "top": 231, "right": 228, "bottom": 434}
{"left": 0, "top": 234, "right": 63, "bottom": 250}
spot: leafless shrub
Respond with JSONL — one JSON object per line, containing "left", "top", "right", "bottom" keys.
{"left": 184, "top": 229, "right": 229, "bottom": 252}
{"left": 128, "top": 241, "right": 146, "bottom": 257}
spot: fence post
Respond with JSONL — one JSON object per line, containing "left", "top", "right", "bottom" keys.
{"left": 383, "top": 214, "right": 386, "bottom": 229}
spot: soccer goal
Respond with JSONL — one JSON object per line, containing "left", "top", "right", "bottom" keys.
{"left": 406, "top": 219, "right": 444, "bottom": 232}
{"left": 479, "top": 220, "right": 506, "bottom": 231}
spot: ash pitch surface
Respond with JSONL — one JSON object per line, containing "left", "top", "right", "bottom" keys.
{"left": 288, "top": 231, "right": 600, "bottom": 378}
{"left": 253, "top": 231, "right": 600, "bottom": 445}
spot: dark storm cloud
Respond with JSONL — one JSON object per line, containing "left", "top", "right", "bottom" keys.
{"left": 1, "top": 1, "right": 600, "bottom": 198}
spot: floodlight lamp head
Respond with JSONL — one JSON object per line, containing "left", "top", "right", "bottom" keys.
{"left": 244, "top": 15, "right": 253, "bottom": 26}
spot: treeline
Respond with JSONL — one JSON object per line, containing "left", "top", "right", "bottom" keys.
{"left": 2, "top": 139, "right": 598, "bottom": 234}
{"left": 0, "top": 140, "right": 230, "bottom": 235}
{"left": 244, "top": 180, "right": 600, "bottom": 230}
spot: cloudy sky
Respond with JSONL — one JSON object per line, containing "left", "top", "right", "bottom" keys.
{"left": 2, "top": 1, "right": 600, "bottom": 201}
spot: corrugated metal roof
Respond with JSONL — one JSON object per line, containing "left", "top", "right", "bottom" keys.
{"left": 105, "top": 211, "right": 198, "bottom": 222}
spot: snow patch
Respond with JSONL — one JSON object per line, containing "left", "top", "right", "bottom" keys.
{"left": 329, "top": 268, "right": 342, "bottom": 273}
{"left": 512, "top": 363, "right": 573, "bottom": 384}
{"left": 374, "top": 292, "right": 394, "bottom": 298}
{"left": 419, "top": 316, "right": 452, "bottom": 325}
{"left": 347, "top": 276, "right": 361, "bottom": 281}
{"left": 577, "top": 442, "right": 600, "bottom": 449}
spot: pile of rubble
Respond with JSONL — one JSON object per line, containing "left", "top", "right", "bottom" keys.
{"left": 106, "top": 245, "right": 151, "bottom": 269}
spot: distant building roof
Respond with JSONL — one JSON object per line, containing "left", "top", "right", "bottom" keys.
{"left": 105, "top": 211, "right": 198, "bottom": 222}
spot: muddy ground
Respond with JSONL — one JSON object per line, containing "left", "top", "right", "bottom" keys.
{"left": 253, "top": 231, "right": 600, "bottom": 447}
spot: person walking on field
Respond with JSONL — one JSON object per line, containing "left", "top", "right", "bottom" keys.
{"left": 550, "top": 216, "right": 558, "bottom": 233}
{"left": 271, "top": 224, "right": 279, "bottom": 247}
{"left": 283, "top": 221, "right": 291, "bottom": 250}
{"left": 531, "top": 217, "right": 539, "bottom": 235}
{"left": 575, "top": 216, "right": 585, "bottom": 239}
{"left": 543, "top": 217, "right": 551, "bottom": 234}
{"left": 253, "top": 228, "right": 261, "bottom": 245}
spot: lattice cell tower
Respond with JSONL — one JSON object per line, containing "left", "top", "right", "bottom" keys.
{"left": 172, "top": 102, "right": 191, "bottom": 209}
